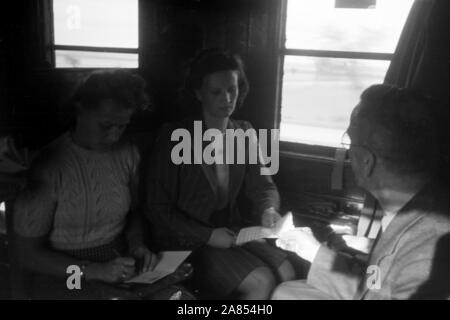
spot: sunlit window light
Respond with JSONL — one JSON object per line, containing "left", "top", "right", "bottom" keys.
{"left": 280, "top": 0, "right": 414, "bottom": 148}
{"left": 53, "top": 0, "right": 138, "bottom": 68}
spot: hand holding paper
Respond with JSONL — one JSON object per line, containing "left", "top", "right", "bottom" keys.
{"left": 125, "top": 251, "right": 191, "bottom": 284}
{"left": 261, "top": 207, "right": 282, "bottom": 228}
{"left": 342, "top": 235, "right": 373, "bottom": 254}
{"left": 235, "top": 211, "right": 295, "bottom": 245}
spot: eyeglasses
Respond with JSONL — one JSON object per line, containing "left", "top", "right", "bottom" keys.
{"left": 340, "top": 132, "right": 353, "bottom": 150}
{"left": 341, "top": 131, "right": 372, "bottom": 153}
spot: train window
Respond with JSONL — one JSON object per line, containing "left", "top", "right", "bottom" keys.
{"left": 52, "top": 0, "right": 138, "bottom": 68}
{"left": 279, "top": 0, "right": 414, "bottom": 148}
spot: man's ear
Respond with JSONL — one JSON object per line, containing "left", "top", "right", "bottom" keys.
{"left": 363, "top": 150, "right": 376, "bottom": 177}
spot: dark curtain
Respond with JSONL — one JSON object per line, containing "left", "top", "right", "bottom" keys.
{"left": 385, "top": 0, "right": 449, "bottom": 97}
{"left": 385, "top": 0, "right": 450, "bottom": 183}
{"left": 384, "top": 0, "right": 435, "bottom": 88}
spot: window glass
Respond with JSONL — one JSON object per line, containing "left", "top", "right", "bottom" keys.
{"left": 286, "top": 0, "right": 414, "bottom": 53}
{"left": 280, "top": 0, "right": 414, "bottom": 147}
{"left": 53, "top": 0, "right": 138, "bottom": 48}
{"left": 55, "top": 50, "right": 138, "bottom": 68}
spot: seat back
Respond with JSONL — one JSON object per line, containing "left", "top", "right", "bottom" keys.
{"left": 5, "top": 200, "right": 33, "bottom": 299}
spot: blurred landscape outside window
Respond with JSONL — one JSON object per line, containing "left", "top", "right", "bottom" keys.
{"left": 53, "top": 0, "right": 138, "bottom": 68}
{"left": 280, "top": 0, "right": 414, "bottom": 147}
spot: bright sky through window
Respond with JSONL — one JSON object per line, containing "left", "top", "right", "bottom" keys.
{"left": 280, "top": 0, "right": 414, "bottom": 147}
{"left": 286, "top": 0, "right": 413, "bottom": 52}
{"left": 53, "top": 0, "right": 138, "bottom": 68}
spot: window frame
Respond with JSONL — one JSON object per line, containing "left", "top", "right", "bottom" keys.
{"left": 275, "top": 0, "right": 398, "bottom": 160}
{"left": 44, "top": 0, "right": 141, "bottom": 70}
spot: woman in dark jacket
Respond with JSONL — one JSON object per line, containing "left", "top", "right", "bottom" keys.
{"left": 145, "top": 49, "right": 296, "bottom": 299}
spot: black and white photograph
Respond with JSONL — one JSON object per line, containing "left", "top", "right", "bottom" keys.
{"left": 0, "top": 0, "right": 449, "bottom": 304}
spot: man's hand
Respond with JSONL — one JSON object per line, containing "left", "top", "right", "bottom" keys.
{"left": 342, "top": 235, "right": 373, "bottom": 254}
{"left": 276, "top": 227, "right": 322, "bottom": 262}
{"left": 207, "top": 228, "right": 236, "bottom": 248}
{"left": 131, "top": 246, "right": 159, "bottom": 274}
{"left": 261, "top": 208, "right": 282, "bottom": 228}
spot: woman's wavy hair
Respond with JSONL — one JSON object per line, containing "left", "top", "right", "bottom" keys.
{"left": 71, "top": 69, "right": 150, "bottom": 113}
{"left": 183, "top": 48, "right": 249, "bottom": 113}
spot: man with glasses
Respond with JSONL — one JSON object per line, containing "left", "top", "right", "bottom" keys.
{"left": 272, "top": 84, "right": 450, "bottom": 300}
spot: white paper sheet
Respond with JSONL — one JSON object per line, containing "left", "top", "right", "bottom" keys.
{"left": 236, "top": 212, "right": 295, "bottom": 245}
{"left": 125, "top": 251, "right": 191, "bottom": 284}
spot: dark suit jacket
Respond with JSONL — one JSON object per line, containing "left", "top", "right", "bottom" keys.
{"left": 144, "top": 116, "right": 280, "bottom": 250}
{"left": 307, "top": 181, "right": 450, "bottom": 299}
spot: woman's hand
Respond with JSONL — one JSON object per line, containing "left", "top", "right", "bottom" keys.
{"left": 207, "top": 228, "right": 236, "bottom": 248}
{"left": 85, "top": 257, "right": 136, "bottom": 283}
{"left": 261, "top": 208, "right": 282, "bottom": 228}
{"left": 131, "top": 246, "right": 159, "bottom": 274}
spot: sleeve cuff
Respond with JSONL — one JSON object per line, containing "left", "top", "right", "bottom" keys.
{"left": 302, "top": 242, "right": 322, "bottom": 263}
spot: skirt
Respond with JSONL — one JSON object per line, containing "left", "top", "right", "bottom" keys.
{"left": 189, "top": 240, "right": 288, "bottom": 298}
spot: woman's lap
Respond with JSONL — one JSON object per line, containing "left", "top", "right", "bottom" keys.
{"left": 189, "top": 240, "right": 288, "bottom": 297}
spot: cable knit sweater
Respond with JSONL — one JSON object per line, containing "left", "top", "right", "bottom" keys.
{"left": 13, "top": 132, "right": 140, "bottom": 250}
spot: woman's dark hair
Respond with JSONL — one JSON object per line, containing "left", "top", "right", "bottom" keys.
{"left": 71, "top": 69, "right": 150, "bottom": 113}
{"left": 183, "top": 48, "right": 249, "bottom": 112}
